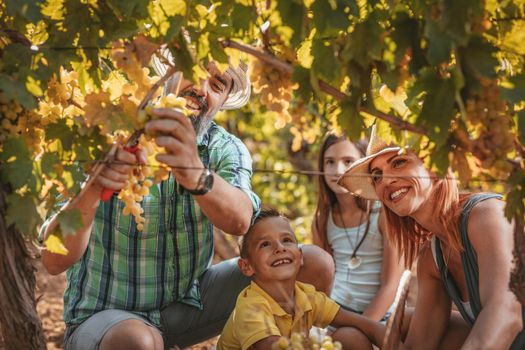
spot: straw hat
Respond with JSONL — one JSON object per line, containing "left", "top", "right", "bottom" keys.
{"left": 337, "top": 125, "right": 402, "bottom": 200}
{"left": 151, "top": 47, "right": 251, "bottom": 110}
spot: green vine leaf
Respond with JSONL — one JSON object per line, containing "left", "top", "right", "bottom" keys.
{"left": 0, "top": 136, "right": 34, "bottom": 191}
{"left": 6, "top": 193, "right": 40, "bottom": 237}
{"left": 56, "top": 209, "right": 83, "bottom": 236}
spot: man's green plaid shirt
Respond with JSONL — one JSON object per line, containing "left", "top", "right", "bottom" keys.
{"left": 46, "top": 123, "right": 260, "bottom": 329}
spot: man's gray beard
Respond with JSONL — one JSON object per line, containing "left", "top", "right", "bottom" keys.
{"left": 190, "top": 110, "right": 214, "bottom": 138}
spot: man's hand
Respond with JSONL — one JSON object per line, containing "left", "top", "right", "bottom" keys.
{"left": 144, "top": 107, "right": 204, "bottom": 190}
{"left": 96, "top": 145, "right": 147, "bottom": 191}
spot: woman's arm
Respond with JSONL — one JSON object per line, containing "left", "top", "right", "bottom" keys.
{"left": 331, "top": 307, "right": 388, "bottom": 347}
{"left": 403, "top": 245, "right": 452, "bottom": 349}
{"left": 330, "top": 246, "right": 450, "bottom": 349}
{"left": 362, "top": 210, "right": 404, "bottom": 321}
{"left": 461, "top": 199, "right": 522, "bottom": 350}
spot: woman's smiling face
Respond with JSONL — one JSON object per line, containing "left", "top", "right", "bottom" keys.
{"left": 369, "top": 151, "right": 435, "bottom": 217}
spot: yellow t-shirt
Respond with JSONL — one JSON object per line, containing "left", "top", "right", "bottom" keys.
{"left": 217, "top": 281, "right": 340, "bottom": 350}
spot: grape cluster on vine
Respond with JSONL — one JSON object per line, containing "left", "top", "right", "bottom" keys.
{"left": 272, "top": 332, "right": 343, "bottom": 350}
{"left": 249, "top": 54, "right": 298, "bottom": 119}
{"left": 0, "top": 96, "right": 44, "bottom": 153}
{"left": 116, "top": 93, "right": 188, "bottom": 231}
{"left": 465, "top": 79, "right": 514, "bottom": 174}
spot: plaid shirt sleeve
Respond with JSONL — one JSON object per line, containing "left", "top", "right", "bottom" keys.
{"left": 213, "top": 135, "right": 261, "bottom": 217}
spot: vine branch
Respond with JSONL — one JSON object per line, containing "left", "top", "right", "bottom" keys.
{"left": 221, "top": 39, "right": 427, "bottom": 135}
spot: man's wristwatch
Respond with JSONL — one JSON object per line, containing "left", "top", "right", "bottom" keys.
{"left": 186, "top": 168, "right": 214, "bottom": 195}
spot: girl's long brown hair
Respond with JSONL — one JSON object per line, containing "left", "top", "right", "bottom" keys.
{"left": 383, "top": 170, "right": 463, "bottom": 268}
{"left": 313, "top": 133, "right": 370, "bottom": 252}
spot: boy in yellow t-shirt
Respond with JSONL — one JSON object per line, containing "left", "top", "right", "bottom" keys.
{"left": 217, "top": 209, "right": 385, "bottom": 350}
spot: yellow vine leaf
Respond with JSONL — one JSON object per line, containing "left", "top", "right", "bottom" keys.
{"left": 224, "top": 48, "right": 242, "bottom": 68}
{"left": 297, "top": 40, "right": 313, "bottom": 68}
{"left": 133, "top": 35, "right": 160, "bottom": 67}
{"left": 44, "top": 233, "right": 69, "bottom": 256}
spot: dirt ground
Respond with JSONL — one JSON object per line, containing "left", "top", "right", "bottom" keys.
{"left": 34, "top": 259, "right": 217, "bottom": 350}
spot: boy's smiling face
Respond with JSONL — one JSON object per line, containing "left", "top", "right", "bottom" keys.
{"left": 238, "top": 216, "right": 302, "bottom": 284}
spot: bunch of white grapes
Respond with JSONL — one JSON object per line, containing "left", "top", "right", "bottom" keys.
{"left": 117, "top": 166, "right": 153, "bottom": 231}
{"left": 272, "top": 333, "right": 343, "bottom": 350}
{"left": 118, "top": 93, "right": 187, "bottom": 231}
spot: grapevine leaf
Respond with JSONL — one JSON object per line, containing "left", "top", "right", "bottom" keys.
{"left": 133, "top": 35, "right": 160, "bottom": 67}
{"left": 0, "top": 136, "right": 33, "bottom": 190}
{"left": 159, "top": 0, "right": 186, "bottom": 16}
{"left": 296, "top": 39, "right": 313, "bottom": 69}
{"left": 0, "top": 73, "right": 36, "bottom": 109}
{"left": 442, "top": 0, "right": 483, "bottom": 45}
{"left": 460, "top": 37, "right": 498, "bottom": 80}
{"left": 311, "top": 0, "right": 350, "bottom": 37}
{"left": 40, "top": 153, "right": 60, "bottom": 178}
{"left": 518, "top": 110, "right": 525, "bottom": 145}
{"left": 505, "top": 187, "right": 525, "bottom": 221}
{"left": 376, "top": 63, "right": 401, "bottom": 92}
{"left": 424, "top": 20, "right": 453, "bottom": 65}
{"left": 276, "top": 1, "right": 305, "bottom": 46}
{"left": 165, "top": 15, "right": 184, "bottom": 42}
{"left": 105, "top": 0, "right": 149, "bottom": 18}
{"left": 64, "top": 164, "right": 86, "bottom": 194}
{"left": 56, "top": 209, "right": 83, "bottom": 236}
{"left": 6, "top": 193, "right": 40, "bottom": 237}
{"left": 46, "top": 119, "right": 74, "bottom": 151}
{"left": 5, "top": 0, "right": 42, "bottom": 22}
{"left": 311, "top": 38, "right": 337, "bottom": 82}
{"left": 344, "top": 17, "right": 383, "bottom": 69}
{"left": 337, "top": 99, "right": 363, "bottom": 141}
{"left": 501, "top": 74, "right": 525, "bottom": 104}
{"left": 26, "top": 75, "right": 44, "bottom": 97}
{"left": 411, "top": 69, "right": 456, "bottom": 146}
{"left": 292, "top": 66, "right": 313, "bottom": 101}
{"left": 390, "top": 13, "right": 425, "bottom": 72}
{"left": 44, "top": 231, "right": 69, "bottom": 256}
{"left": 170, "top": 32, "right": 195, "bottom": 82}
{"left": 209, "top": 35, "right": 229, "bottom": 64}
{"left": 429, "top": 144, "right": 451, "bottom": 176}
{"left": 230, "top": 4, "right": 253, "bottom": 32}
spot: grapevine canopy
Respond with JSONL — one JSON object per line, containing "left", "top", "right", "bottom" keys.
{"left": 1, "top": 0, "right": 525, "bottom": 246}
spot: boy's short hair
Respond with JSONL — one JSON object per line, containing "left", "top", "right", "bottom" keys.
{"left": 240, "top": 208, "right": 284, "bottom": 258}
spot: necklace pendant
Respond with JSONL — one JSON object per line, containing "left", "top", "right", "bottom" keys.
{"left": 348, "top": 256, "right": 362, "bottom": 270}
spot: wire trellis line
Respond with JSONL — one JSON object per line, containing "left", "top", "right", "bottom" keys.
{"left": 55, "top": 158, "right": 513, "bottom": 183}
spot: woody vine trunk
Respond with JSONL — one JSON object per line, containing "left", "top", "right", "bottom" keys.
{"left": 0, "top": 186, "right": 46, "bottom": 349}
{"left": 510, "top": 214, "right": 525, "bottom": 307}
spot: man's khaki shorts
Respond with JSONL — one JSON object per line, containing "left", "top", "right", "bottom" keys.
{"left": 64, "top": 258, "right": 249, "bottom": 350}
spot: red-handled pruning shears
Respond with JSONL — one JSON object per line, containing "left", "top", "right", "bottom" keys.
{"left": 99, "top": 128, "right": 144, "bottom": 201}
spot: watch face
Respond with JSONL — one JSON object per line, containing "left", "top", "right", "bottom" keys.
{"left": 203, "top": 170, "right": 214, "bottom": 191}
{"left": 187, "top": 169, "right": 213, "bottom": 195}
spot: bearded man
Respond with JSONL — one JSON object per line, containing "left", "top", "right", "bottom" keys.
{"left": 40, "top": 58, "right": 334, "bottom": 350}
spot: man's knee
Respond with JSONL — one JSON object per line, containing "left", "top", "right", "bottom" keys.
{"left": 99, "top": 319, "right": 163, "bottom": 350}
{"left": 297, "top": 244, "right": 335, "bottom": 294}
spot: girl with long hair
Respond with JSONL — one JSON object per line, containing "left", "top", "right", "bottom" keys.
{"left": 338, "top": 126, "right": 524, "bottom": 349}
{"left": 312, "top": 132, "right": 404, "bottom": 330}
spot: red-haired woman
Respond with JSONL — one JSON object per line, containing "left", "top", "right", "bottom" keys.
{"left": 313, "top": 132, "right": 404, "bottom": 349}
{"left": 339, "top": 127, "right": 524, "bottom": 349}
